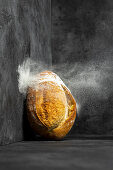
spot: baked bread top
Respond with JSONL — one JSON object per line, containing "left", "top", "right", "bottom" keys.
{"left": 27, "top": 71, "right": 77, "bottom": 139}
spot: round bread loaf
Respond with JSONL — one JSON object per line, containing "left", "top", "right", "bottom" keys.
{"left": 26, "top": 71, "right": 77, "bottom": 139}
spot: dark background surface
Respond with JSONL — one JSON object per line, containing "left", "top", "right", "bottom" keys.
{"left": 52, "top": 0, "right": 113, "bottom": 136}
{"left": 0, "top": 0, "right": 51, "bottom": 145}
{"left": 0, "top": 0, "right": 113, "bottom": 146}
{"left": 0, "top": 140, "right": 113, "bottom": 170}
{"left": 0, "top": 1, "right": 113, "bottom": 169}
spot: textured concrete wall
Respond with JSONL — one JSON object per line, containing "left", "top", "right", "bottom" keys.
{"left": 0, "top": 0, "right": 51, "bottom": 145}
{"left": 1, "top": 0, "right": 113, "bottom": 145}
{"left": 52, "top": 0, "right": 113, "bottom": 136}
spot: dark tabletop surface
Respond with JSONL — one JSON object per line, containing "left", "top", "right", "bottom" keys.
{"left": 0, "top": 138, "right": 113, "bottom": 170}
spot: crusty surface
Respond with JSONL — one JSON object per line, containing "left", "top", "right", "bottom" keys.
{"left": 26, "top": 71, "right": 76, "bottom": 139}
{"left": 35, "top": 81, "right": 68, "bottom": 129}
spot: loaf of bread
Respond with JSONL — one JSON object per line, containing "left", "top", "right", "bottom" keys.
{"left": 26, "top": 71, "right": 77, "bottom": 139}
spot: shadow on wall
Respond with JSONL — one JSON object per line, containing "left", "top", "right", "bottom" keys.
{"left": 22, "top": 99, "right": 36, "bottom": 141}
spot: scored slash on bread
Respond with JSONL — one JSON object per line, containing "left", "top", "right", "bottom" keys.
{"left": 26, "top": 71, "right": 77, "bottom": 139}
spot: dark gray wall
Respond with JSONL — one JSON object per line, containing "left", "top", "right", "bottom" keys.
{"left": 0, "top": 0, "right": 51, "bottom": 145}
{"left": 52, "top": 0, "right": 113, "bottom": 136}
{"left": 1, "top": 0, "right": 113, "bottom": 145}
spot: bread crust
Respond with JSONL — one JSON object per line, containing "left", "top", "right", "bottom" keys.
{"left": 26, "top": 71, "right": 77, "bottom": 139}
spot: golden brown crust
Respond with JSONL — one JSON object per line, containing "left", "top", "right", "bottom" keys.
{"left": 35, "top": 81, "right": 67, "bottom": 129}
{"left": 26, "top": 71, "right": 77, "bottom": 139}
